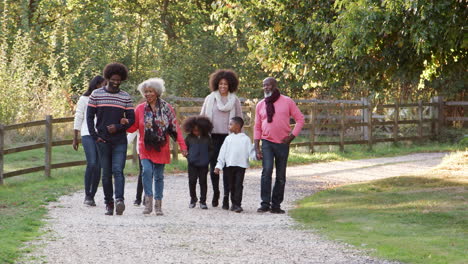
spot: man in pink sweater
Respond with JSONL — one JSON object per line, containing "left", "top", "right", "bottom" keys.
{"left": 254, "top": 77, "right": 304, "bottom": 214}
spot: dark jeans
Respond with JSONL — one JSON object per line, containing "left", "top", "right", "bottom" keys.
{"left": 224, "top": 166, "right": 246, "bottom": 207}
{"left": 135, "top": 156, "right": 143, "bottom": 201}
{"left": 209, "top": 133, "right": 228, "bottom": 200}
{"left": 96, "top": 141, "right": 127, "bottom": 204}
{"left": 82, "top": 136, "right": 101, "bottom": 199}
{"left": 260, "top": 139, "right": 289, "bottom": 209}
{"left": 188, "top": 164, "right": 208, "bottom": 203}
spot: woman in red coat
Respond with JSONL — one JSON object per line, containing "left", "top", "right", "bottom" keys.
{"left": 126, "top": 78, "right": 187, "bottom": 216}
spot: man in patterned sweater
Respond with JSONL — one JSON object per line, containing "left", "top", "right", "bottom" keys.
{"left": 87, "top": 62, "right": 135, "bottom": 216}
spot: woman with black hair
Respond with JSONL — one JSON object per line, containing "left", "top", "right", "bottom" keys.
{"left": 200, "top": 69, "right": 243, "bottom": 209}
{"left": 87, "top": 63, "right": 135, "bottom": 216}
{"left": 73, "top": 75, "right": 106, "bottom": 206}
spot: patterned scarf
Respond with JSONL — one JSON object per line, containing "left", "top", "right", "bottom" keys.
{"left": 144, "top": 98, "right": 177, "bottom": 152}
{"left": 265, "top": 89, "right": 281, "bottom": 123}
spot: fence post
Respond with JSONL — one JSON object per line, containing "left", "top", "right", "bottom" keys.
{"left": 418, "top": 100, "right": 423, "bottom": 141}
{"left": 0, "top": 124, "right": 4, "bottom": 185}
{"left": 249, "top": 105, "right": 256, "bottom": 142}
{"left": 437, "top": 96, "right": 445, "bottom": 135}
{"left": 393, "top": 102, "right": 399, "bottom": 144}
{"left": 45, "top": 115, "right": 53, "bottom": 177}
{"left": 361, "top": 97, "right": 369, "bottom": 140}
{"left": 339, "top": 103, "right": 345, "bottom": 152}
{"left": 309, "top": 104, "right": 316, "bottom": 153}
{"left": 367, "top": 102, "right": 373, "bottom": 150}
{"left": 172, "top": 104, "right": 180, "bottom": 161}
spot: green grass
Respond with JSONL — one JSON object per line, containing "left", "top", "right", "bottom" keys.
{"left": 0, "top": 167, "right": 83, "bottom": 263}
{"left": 0, "top": 140, "right": 465, "bottom": 263}
{"left": 290, "top": 176, "right": 468, "bottom": 264}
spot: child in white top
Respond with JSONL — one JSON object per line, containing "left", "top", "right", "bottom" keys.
{"left": 214, "top": 117, "right": 252, "bottom": 213}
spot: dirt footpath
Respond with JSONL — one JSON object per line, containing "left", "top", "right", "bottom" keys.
{"left": 22, "top": 152, "right": 447, "bottom": 264}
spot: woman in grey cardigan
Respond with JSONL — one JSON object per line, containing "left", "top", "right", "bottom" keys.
{"left": 200, "top": 69, "right": 242, "bottom": 209}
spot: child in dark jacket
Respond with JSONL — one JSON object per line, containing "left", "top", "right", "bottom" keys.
{"left": 183, "top": 116, "right": 214, "bottom": 209}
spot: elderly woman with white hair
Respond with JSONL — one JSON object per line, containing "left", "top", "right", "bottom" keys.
{"left": 126, "top": 78, "right": 187, "bottom": 215}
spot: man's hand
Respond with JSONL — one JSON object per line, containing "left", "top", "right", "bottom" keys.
{"left": 107, "top": 124, "right": 117, "bottom": 134}
{"left": 181, "top": 149, "right": 188, "bottom": 157}
{"left": 96, "top": 137, "right": 106, "bottom": 143}
{"left": 255, "top": 148, "right": 263, "bottom": 160}
{"left": 214, "top": 168, "right": 220, "bottom": 175}
{"left": 120, "top": 118, "right": 129, "bottom": 125}
{"left": 281, "top": 134, "right": 295, "bottom": 145}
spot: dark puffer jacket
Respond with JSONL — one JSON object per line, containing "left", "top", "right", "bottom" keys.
{"left": 184, "top": 134, "right": 213, "bottom": 167}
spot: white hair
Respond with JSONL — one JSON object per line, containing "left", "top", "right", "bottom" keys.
{"left": 137, "top": 78, "right": 165, "bottom": 97}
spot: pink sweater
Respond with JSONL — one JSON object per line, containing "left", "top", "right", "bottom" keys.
{"left": 127, "top": 103, "right": 187, "bottom": 164}
{"left": 254, "top": 95, "right": 304, "bottom": 144}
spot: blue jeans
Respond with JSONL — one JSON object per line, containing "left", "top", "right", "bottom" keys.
{"left": 96, "top": 141, "right": 127, "bottom": 204}
{"left": 82, "top": 136, "right": 101, "bottom": 198}
{"left": 141, "top": 159, "right": 165, "bottom": 200}
{"left": 260, "top": 139, "right": 289, "bottom": 209}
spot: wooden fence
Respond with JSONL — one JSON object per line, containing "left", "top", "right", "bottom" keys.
{"left": 0, "top": 97, "right": 466, "bottom": 184}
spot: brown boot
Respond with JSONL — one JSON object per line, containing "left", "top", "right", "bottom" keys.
{"left": 143, "top": 195, "right": 153, "bottom": 214}
{"left": 154, "top": 200, "right": 163, "bottom": 216}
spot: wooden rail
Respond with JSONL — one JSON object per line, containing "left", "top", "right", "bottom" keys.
{"left": 0, "top": 96, "right": 466, "bottom": 183}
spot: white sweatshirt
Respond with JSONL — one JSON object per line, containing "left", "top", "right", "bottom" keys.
{"left": 127, "top": 131, "right": 140, "bottom": 154}
{"left": 215, "top": 133, "right": 252, "bottom": 169}
{"left": 73, "top": 96, "right": 92, "bottom": 136}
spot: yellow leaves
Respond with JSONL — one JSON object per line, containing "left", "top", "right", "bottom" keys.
{"left": 274, "top": 22, "right": 282, "bottom": 32}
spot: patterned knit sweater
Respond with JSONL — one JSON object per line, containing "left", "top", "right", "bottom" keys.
{"left": 86, "top": 87, "right": 135, "bottom": 144}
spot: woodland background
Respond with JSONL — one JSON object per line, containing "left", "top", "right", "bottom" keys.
{"left": 0, "top": 0, "right": 465, "bottom": 125}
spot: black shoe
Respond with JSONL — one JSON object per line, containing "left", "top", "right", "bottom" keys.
{"left": 189, "top": 202, "right": 196, "bottom": 208}
{"left": 212, "top": 192, "right": 220, "bottom": 207}
{"left": 230, "top": 205, "right": 236, "bottom": 211}
{"left": 115, "top": 200, "right": 125, "bottom": 215}
{"left": 222, "top": 196, "right": 229, "bottom": 210}
{"left": 84, "top": 197, "right": 96, "bottom": 206}
{"left": 270, "top": 208, "right": 286, "bottom": 214}
{"left": 200, "top": 203, "right": 208, "bottom": 210}
{"left": 133, "top": 199, "right": 141, "bottom": 206}
{"left": 234, "top": 206, "right": 243, "bottom": 213}
{"left": 257, "top": 206, "right": 270, "bottom": 213}
{"left": 105, "top": 202, "right": 114, "bottom": 216}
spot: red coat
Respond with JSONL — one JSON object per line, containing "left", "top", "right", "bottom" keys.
{"left": 127, "top": 102, "right": 187, "bottom": 164}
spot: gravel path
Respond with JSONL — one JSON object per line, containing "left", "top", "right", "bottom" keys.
{"left": 21, "top": 152, "right": 447, "bottom": 264}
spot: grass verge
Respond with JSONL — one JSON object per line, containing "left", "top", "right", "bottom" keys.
{"left": 0, "top": 167, "right": 84, "bottom": 263}
{"left": 290, "top": 152, "right": 467, "bottom": 264}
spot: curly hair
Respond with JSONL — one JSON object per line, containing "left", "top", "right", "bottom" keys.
{"left": 103, "top": 62, "right": 129, "bottom": 81}
{"left": 183, "top": 116, "right": 213, "bottom": 136}
{"left": 83, "top": 75, "right": 105, "bottom": 96}
{"left": 137, "top": 78, "right": 165, "bottom": 98}
{"left": 209, "top": 69, "right": 239, "bottom": 93}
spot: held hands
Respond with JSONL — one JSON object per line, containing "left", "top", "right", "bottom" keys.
{"left": 214, "top": 168, "right": 220, "bottom": 175}
{"left": 281, "top": 134, "right": 295, "bottom": 145}
{"left": 181, "top": 149, "right": 188, "bottom": 157}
